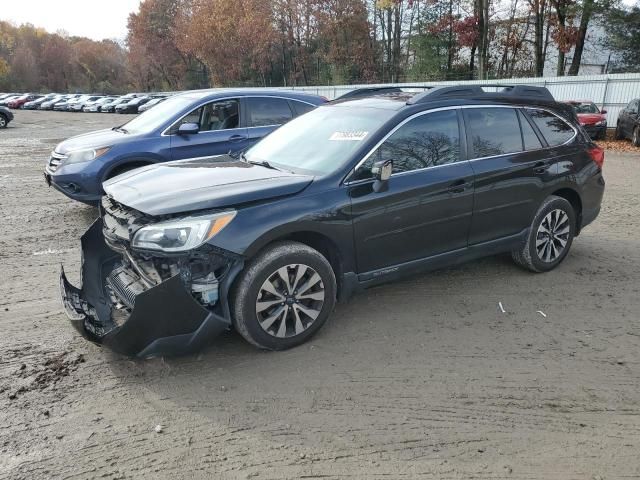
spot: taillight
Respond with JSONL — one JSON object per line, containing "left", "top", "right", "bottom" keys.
{"left": 588, "top": 145, "right": 605, "bottom": 169}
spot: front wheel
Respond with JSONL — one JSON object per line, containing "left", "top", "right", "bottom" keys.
{"left": 512, "top": 195, "right": 576, "bottom": 273}
{"left": 633, "top": 127, "right": 640, "bottom": 147}
{"left": 0, "top": 114, "right": 7, "bottom": 129}
{"left": 614, "top": 123, "right": 624, "bottom": 140}
{"left": 231, "top": 241, "right": 337, "bottom": 350}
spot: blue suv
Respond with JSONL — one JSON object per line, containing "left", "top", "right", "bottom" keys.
{"left": 44, "top": 89, "right": 326, "bottom": 203}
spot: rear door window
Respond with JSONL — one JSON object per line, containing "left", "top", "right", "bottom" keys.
{"left": 518, "top": 110, "right": 543, "bottom": 150}
{"left": 527, "top": 109, "right": 575, "bottom": 146}
{"left": 464, "top": 108, "right": 523, "bottom": 158}
{"left": 247, "top": 97, "right": 293, "bottom": 127}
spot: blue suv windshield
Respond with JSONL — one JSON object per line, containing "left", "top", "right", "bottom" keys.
{"left": 244, "top": 105, "right": 393, "bottom": 175}
{"left": 121, "top": 96, "right": 194, "bottom": 134}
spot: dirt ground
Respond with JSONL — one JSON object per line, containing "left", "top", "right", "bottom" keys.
{"left": 1, "top": 110, "right": 639, "bottom": 480}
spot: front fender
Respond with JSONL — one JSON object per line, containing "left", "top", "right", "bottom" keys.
{"left": 209, "top": 188, "right": 357, "bottom": 273}
{"left": 101, "top": 151, "right": 168, "bottom": 181}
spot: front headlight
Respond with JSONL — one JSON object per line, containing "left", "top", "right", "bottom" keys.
{"left": 131, "top": 211, "right": 236, "bottom": 252}
{"left": 63, "top": 146, "right": 111, "bottom": 165}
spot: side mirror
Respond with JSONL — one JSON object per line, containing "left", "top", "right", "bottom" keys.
{"left": 371, "top": 159, "right": 392, "bottom": 192}
{"left": 600, "top": 109, "right": 607, "bottom": 114}
{"left": 178, "top": 122, "right": 199, "bottom": 135}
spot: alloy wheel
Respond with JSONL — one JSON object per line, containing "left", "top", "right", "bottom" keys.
{"left": 256, "top": 263, "right": 325, "bottom": 338}
{"left": 535, "top": 209, "right": 571, "bottom": 262}
{"left": 0, "top": 116, "right": 6, "bottom": 128}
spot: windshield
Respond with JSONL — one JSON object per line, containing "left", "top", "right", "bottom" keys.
{"left": 121, "top": 95, "right": 194, "bottom": 134}
{"left": 571, "top": 102, "right": 599, "bottom": 114}
{"left": 244, "top": 106, "right": 394, "bottom": 175}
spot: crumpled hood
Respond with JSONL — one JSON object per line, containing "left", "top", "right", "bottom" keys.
{"left": 103, "top": 155, "right": 314, "bottom": 216}
{"left": 577, "top": 113, "right": 606, "bottom": 125}
{"left": 55, "top": 129, "right": 129, "bottom": 154}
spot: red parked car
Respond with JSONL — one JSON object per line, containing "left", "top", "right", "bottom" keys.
{"left": 564, "top": 100, "right": 607, "bottom": 140}
{"left": 7, "top": 94, "right": 42, "bottom": 109}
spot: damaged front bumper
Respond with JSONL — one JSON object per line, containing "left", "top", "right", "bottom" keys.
{"left": 60, "top": 219, "right": 238, "bottom": 357}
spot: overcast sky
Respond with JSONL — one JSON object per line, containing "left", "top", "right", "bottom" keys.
{"left": 1, "top": 0, "right": 140, "bottom": 41}
{"left": 1, "top": 0, "right": 638, "bottom": 42}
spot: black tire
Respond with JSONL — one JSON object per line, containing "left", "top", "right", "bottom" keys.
{"left": 512, "top": 195, "right": 576, "bottom": 273}
{"left": 614, "top": 123, "right": 624, "bottom": 140}
{"left": 633, "top": 126, "right": 640, "bottom": 147}
{"left": 0, "top": 114, "right": 7, "bottom": 129}
{"left": 231, "top": 241, "right": 337, "bottom": 350}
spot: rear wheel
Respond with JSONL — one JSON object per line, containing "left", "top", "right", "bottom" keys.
{"left": 231, "top": 241, "right": 336, "bottom": 350}
{"left": 0, "top": 114, "right": 7, "bottom": 129}
{"left": 512, "top": 195, "right": 576, "bottom": 273}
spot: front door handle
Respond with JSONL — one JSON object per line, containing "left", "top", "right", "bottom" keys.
{"left": 447, "top": 179, "right": 470, "bottom": 194}
{"left": 534, "top": 161, "right": 551, "bottom": 174}
{"left": 229, "top": 134, "right": 248, "bottom": 143}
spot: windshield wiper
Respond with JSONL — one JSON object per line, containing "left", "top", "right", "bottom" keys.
{"left": 112, "top": 126, "right": 128, "bottom": 134}
{"left": 239, "top": 152, "right": 281, "bottom": 171}
{"left": 249, "top": 159, "right": 281, "bottom": 171}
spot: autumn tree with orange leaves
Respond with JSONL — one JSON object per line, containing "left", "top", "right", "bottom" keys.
{"left": 175, "top": 0, "right": 275, "bottom": 86}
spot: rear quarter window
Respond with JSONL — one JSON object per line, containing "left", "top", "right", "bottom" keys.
{"left": 527, "top": 109, "right": 575, "bottom": 146}
{"left": 291, "top": 101, "right": 315, "bottom": 116}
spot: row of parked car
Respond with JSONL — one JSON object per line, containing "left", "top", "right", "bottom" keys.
{"left": 0, "top": 92, "right": 171, "bottom": 114}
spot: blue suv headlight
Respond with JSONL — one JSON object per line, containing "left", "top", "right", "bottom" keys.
{"left": 64, "top": 146, "right": 111, "bottom": 165}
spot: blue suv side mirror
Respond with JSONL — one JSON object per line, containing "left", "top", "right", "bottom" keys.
{"left": 178, "top": 123, "right": 200, "bottom": 135}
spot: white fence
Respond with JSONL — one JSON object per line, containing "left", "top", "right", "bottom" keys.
{"left": 270, "top": 73, "right": 640, "bottom": 127}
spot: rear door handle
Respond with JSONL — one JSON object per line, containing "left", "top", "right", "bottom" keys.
{"left": 447, "top": 179, "right": 470, "bottom": 194}
{"left": 534, "top": 161, "right": 551, "bottom": 174}
{"left": 229, "top": 134, "right": 248, "bottom": 143}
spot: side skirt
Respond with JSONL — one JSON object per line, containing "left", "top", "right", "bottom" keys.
{"left": 351, "top": 228, "right": 529, "bottom": 290}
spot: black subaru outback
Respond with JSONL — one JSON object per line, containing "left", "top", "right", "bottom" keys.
{"left": 60, "top": 85, "right": 605, "bottom": 357}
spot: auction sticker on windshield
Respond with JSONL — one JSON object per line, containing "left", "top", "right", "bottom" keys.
{"left": 329, "top": 131, "right": 368, "bottom": 141}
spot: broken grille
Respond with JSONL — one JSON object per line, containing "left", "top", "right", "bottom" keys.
{"left": 106, "top": 266, "right": 146, "bottom": 309}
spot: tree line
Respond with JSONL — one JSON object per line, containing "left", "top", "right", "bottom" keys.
{"left": 1, "top": 0, "right": 639, "bottom": 93}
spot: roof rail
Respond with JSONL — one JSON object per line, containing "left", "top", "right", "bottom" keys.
{"left": 334, "top": 85, "right": 433, "bottom": 101}
{"left": 406, "top": 84, "right": 554, "bottom": 105}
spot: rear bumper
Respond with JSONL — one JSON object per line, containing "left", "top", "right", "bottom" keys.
{"left": 59, "top": 219, "right": 232, "bottom": 357}
{"left": 578, "top": 171, "right": 605, "bottom": 233}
